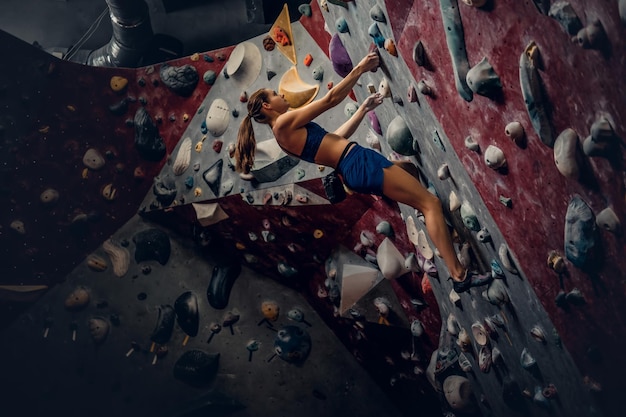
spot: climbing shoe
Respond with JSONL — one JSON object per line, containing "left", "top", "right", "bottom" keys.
{"left": 452, "top": 270, "right": 493, "bottom": 293}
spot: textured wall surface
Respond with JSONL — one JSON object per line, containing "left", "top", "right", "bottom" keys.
{"left": 0, "top": 1, "right": 625, "bottom": 416}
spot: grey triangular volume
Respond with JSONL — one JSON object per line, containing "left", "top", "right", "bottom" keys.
{"left": 202, "top": 159, "right": 224, "bottom": 197}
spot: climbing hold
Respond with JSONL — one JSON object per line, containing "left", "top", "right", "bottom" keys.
{"left": 583, "top": 115, "right": 620, "bottom": 158}
{"left": 479, "top": 346, "right": 492, "bottom": 373}
{"left": 417, "top": 80, "right": 433, "bottom": 96}
{"left": 378, "top": 77, "right": 391, "bottom": 98}
{"left": 83, "top": 148, "right": 106, "bottom": 170}
{"left": 413, "top": 40, "right": 427, "bottom": 67}
{"left": 574, "top": 19, "right": 607, "bottom": 50}
{"left": 133, "top": 228, "right": 171, "bottom": 265}
{"left": 407, "top": 84, "right": 418, "bottom": 103}
{"left": 329, "top": 33, "right": 353, "bottom": 77}
{"left": 376, "top": 221, "right": 393, "bottom": 237}
{"left": 370, "top": 4, "right": 386, "bottom": 23}
{"left": 484, "top": 279, "right": 509, "bottom": 306}
{"left": 203, "top": 70, "right": 216, "bottom": 85}
{"left": 173, "top": 350, "right": 220, "bottom": 386}
{"left": 261, "top": 300, "right": 280, "bottom": 321}
{"left": 437, "top": 164, "right": 450, "bottom": 180}
{"left": 564, "top": 195, "right": 599, "bottom": 270}
{"left": 471, "top": 321, "right": 489, "bottom": 346}
{"left": 466, "top": 57, "right": 502, "bottom": 97}
{"left": 449, "top": 191, "right": 461, "bottom": 211}
{"left": 447, "top": 314, "right": 459, "bottom": 335}
{"left": 376, "top": 238, "right": 407, "bottom": 279}
{"left": 368, "top": 111, "right": 382, "bottom": 134}
{"left": 384, "top": 39, "right": 398, "bottom": 57}
{"left": 405, "top": 216, "right": 419, "bottom": 245}
{"left": 439, "top": 0, "right": 473, "bottom": 101}
{"left": 88, "top": 317, "right": 110, "bottom": 344}
{"left": 202, "top": 159, "right": 224, "bottom": 197}
{"left": 205, "top": 98, "right": 230, "bottom": 137}
{"left": 520, "top": 348, "right": 537, "bottom": 369}
{"left": 336, "top": 17, "right": 349, "bottom": 33}
{"left": 109, "top": 76, "right": 128, "bottom": 93}
{"left": 505, "top": 121, "right": 525, "bottom": 145}
{"left": 279, "top": 67, "right": 319, "bottom": 109}
{"left": 207, "top": 263, "right": 241, "bottom": 309}
{"left": 368, "top": 23, "right": 385, "bottom": 48}
{"left": 484, "top": 145, "right": 506, "bottom": 170}
{"left": 443, "top": 375, "right": 473, "bottom": 412}
{"left": 175, "top": 291, "right": 199, "bottom": 337}
{"left": 464, "top": 135, "right": 480, "bottom": 152}
{"left": 344, "top": 102, "right": 358, "bottom": 118}
{"left": 553, "top": 128, "right": 582, "bottom": 179}
{"left": 312, "top": 65, "right": 324, "bottom": 81}
{"left": 417, "top": 229, "right": 434, "bottom": 260}
{"left": 385, "top": 116, "right": 417, "bottom": 156}
{"left": 499, "top": 244, "right": 518, "bottom": 274}
{"left": 172, "top": 137, "right": 192, "bottom": 176}
{"left": 460, "top": 201, "right": 480, "bottom": 231}
{"left": 40, "top": 188, "right": 59, "bottom": 206}
{"left": 456, "top": 328, "right": 472, "bottom": 351}
{"left": 102, "top": 239, "right": 130, "bottom": 277}
{"left": 530, "top": 325, "right": 547, "bottom": 344}
{"left": 153, "top": 175, "right": 177, "bottom": 206}
{"left": 65, "top": 287, "right": 90, "bottom": 310}
{"left": 160, "top": 64, "right": 199, "bottom": 97}
{"left": 298, "top": 3, "right": 311, "bottom": 17}
{"left": 263, "top": 35, "right": 275, "bottom": 51}
{"left": 565, "top": 288, "right": 586, "bottom": 305}
{"left": 476, "top": 227, "right": 491, "bottom": 242}
{"left": 134, "top": 107, "right": 166, "bottom": 161}
{"left": 273, "top": 326, "right": 311, "bottom": 364}
{"left": 547, "top": 250, "right": 566, "bottom": 273}
{"left": 458, "top": 353, "right": 472, "bottom": 372}
{"left": 548, "top": 2, "right": 582, "bottom": 35}
{"left": 519, "top": 41, "right": 554, "bottom": 147}
{"left": 596, "top": 207, "right": 620, "bottom": 233}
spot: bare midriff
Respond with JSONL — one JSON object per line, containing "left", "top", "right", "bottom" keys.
{"left": 275, "top": 127, "right": 354, "bottom": 169}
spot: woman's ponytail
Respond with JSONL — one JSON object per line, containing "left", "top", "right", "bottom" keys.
{"left": 234, "top": 89, "right": 269, "bottom": 174}
{"left": 235, "top": 114, "right": 256, "bottom": 173}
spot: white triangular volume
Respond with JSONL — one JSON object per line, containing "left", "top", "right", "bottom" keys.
{"left": 376, "top": 237, "right": 407, "bottom": 280}
{"left": 192, "top": 202, "right": 229, "bottom": 226}
{"left": 339, "top": 264, "right": 382, "bottom": 314}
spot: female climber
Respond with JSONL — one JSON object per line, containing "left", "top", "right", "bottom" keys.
{"left": 235, "top": 51, "right": 491, "bottom": 292}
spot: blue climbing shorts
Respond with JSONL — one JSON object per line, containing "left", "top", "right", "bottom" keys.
{"left": 337, "top": 143, "right": 393, "bottom": 195}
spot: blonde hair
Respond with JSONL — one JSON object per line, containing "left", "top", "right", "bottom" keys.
{"left": 235, "top": 89, "right": 270, "bottom": 173}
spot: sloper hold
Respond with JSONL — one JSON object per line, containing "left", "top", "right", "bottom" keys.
{"left": 202, "top": 159, "right": 224, "bottom": 197}
{"left": 564, "top": 195, "right": 600, "bottom": 270}
{"left": 553, "top": 128, "right": 582, "bottom": 179}
{"left": 329, "top": 33, "right": 353, "bottom": 77}
{"left": 368, "top": 23, "right": 385, "bottom": 48}
{"left": 385, "top": 116, "right": 417, "bottom": 156}
{"left": 370, "top": 4, "right": 386, "bottom": 23}
{"left": 207, "top": 263, "right": 241, "bottom": 310}
{"left": 466, "top": 57, "right": 502, "bottom": 97}
{"left": 159, "top": 64, "right": 199, "bottom": 97}
{"left": 519, "top": 41, "right": 554, "bottom": 147}
{"left": 205, "top": 98, "right": 230, "bottom": 137}
{"left": 134, "top": 107, "right": 165, "bottom": 162}
{"left": 279, "top": 67, "right": 319, "bottom": 109}
{"left": 269, "top": 4, "right": 296, "bottom": 65}
{"left": 174, "top": 291, "right": 199, "bottom": 337}
{"left": 151, "top": 304, "right": 175, "bottom": 345}
{"left": 173, "top": 350, "right": 220, "bottom": 387}
{"left": 439, "top": 0, "right": 473, "bottom": 102}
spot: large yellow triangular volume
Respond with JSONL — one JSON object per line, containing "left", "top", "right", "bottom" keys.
{"left": 269, "top": 3, "right": 297, "bottom": 65}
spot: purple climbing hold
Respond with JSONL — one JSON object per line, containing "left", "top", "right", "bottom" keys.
{"left": 329, "top": 34, "right": 353, "bottom": 78}
{"left": 367, "top": 111, "right": 382, "bottom": 135}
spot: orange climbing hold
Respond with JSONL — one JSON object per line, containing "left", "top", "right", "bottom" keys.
{"left": 273, "top": 26, "right": 291, "bottom": 46}
{"left": 303, "top": 53, "right": 313, "bottom": 66}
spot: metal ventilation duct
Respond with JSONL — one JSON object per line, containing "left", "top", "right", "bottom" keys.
{"left": 87, "top": 0, "right": 154, "bottom": 67}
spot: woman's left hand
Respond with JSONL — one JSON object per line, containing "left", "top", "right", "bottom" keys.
{"left": 361, "top": 93, "right": 384, "bottom": 112}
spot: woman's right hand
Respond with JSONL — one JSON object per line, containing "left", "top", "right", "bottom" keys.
{"left": 358, "top": 52, "right": 380, "bottom": 73}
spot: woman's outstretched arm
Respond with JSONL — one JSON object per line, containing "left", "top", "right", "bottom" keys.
{"left": 274, "top": 52, "right": 380, "bottom": 132}
{"left": 333, "top": 92, "right": 383, "bottom": 139}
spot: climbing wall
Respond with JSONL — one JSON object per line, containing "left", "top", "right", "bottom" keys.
{"left": 1, "top": 1, "right": 625, "bottom": 416}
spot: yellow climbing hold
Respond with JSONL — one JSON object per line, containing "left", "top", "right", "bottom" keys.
{"left": 66, "top": 105, "right": 76, "bottom": 112}
{"left": 194, "top": 187, "right": 202, "bottom": 197}
{"left": 190, "top": 52, "right": 200, "bottom": 61}
{"left": 110, "top": 76, "right": 128, "bottom": 93}
{"left": 313, "top": 229, "right": 324, "bottom": 239}
{"left": 235, "top": 242, "right": 246, "bottom": 250}
{"left": 81, "top": 168, "right": 89, "bottom": 179}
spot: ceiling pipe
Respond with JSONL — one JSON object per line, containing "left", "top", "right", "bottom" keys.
{"left": 87, "top": 0, "right": 154, "bottom": 67}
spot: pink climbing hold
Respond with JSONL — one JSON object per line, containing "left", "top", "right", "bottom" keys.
{"left": 367, "top": 111, "right": 382, "bottom": 135}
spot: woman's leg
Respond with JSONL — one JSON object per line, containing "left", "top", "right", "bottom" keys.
{"left": 381, "top": 164, "right": 466, "bottom": 281}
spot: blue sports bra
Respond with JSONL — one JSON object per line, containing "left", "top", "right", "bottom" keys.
{"left": 300, "top": 122, "right": 328, "bottom": 163}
